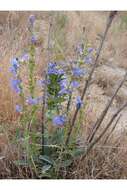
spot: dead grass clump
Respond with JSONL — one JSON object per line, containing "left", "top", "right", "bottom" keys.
{"left": 67, "top": 135, "right": 127, "bottom": 179}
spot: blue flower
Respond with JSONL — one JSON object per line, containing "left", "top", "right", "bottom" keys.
{"left": 76, "top": 96, "right": 83, "bottom": 109}
{"left": 57, "top": 69, "right": 65, "bottom": 75}
{"left": 71, "top": 80, "right": 80, "bottom": 88}
{"left": 48, "top": 67, "right": 64, "bottom": 76}
{"left": 11, "top": 58, "right": 19, "bottom": 67}
{"left": 10, "top": 58, "right": 19, "bottom": 75}
{"left": 53, "top": 115, "right": 66, "bottom": 126}
{"left": 48, "top": 62, "right": 56, "bottom": 69}
{"left": 84, "top": 56, "right": 92, "bottom": 64}
{"left": 11, "top": 79, "right": 21, "bottom": 94}
{"left": 59, "top": 79, "right": 68, "bottom": 89}
{"left": 9, "top": 66, "right": 17, "bottom": 76}
{"left": 58, "top": 88, "right": 71, "bottom": 96}
{"left": 29, "top": 15, "right": 35, "bottom": 25}
{"left": 48, "top": 67, "right": 58, "bottom": 75}
{"left": 47, "top": 62, "right": 65, "bottom": 76}
{"left": 26, "top": 97, "right": 39, "bottom": 105}
{"left": 16, "top": 105, "right": 23, "bottom": 113}
{"left": 20, "top": 53, "right": 29, "bottom": 62}
{"left": 88, "top": 47, "right": 94, "bottom": 53}
{"left": 31, "top": 35, "right": 37, "bottom": 44}
{"left": 72, "top": 67, "right": 84, "bottom": 77}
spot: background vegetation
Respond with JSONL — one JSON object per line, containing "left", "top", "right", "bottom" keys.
{"left": 0, "top": 11, "right": 127, "bottom": 179}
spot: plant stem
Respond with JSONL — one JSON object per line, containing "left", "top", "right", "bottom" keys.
{"left": 41, "top": 17, "right": 53, "bottom": 155}
{"left": 103, "top": 114, "right": 122, "bottom": 145}
{"left": 87, "top": 72, "right": 127, "bottom": 143}
{"left": 65, "top": 11, "right": 117, "bottom": 146}
{"left": 80, "top": 101, "right": 127, "bottom": 161}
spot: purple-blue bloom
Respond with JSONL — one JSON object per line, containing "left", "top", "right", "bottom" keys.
{"left": 71, "top": 80, "right": 80, "bottom": 88}
{"left": 72, "top": 67, "right": 84, "bottom": 77}
{"left": 84, "top": 56, "right": 92, "bottom": 64}
{"left": 20, "top": 53, "right": 29, "bottom": 62}
{"left": 48, "top": 67, "right": 64, "bottom": 76}
{"left": 53, "top": 115, "right": 66, "bottom": 126}
{"left": 76, "top": 96, "right": 83, "bottom": 109}
{"left": 26, "top": 97, "right": 39, "bottom": 105}
{"left": 48, "top": 62, "right": 56, "bottom": 69}
{"left": 48, "top": 67, "right": 58, "bottom": 75}
{"left": 47, "top": 62, "right": 65, "bottom": 76}
{"left": 16, "top": 104, "right": 23, "bottom": 113}
{"left": 11, "top": 58, "right": 19, "bottom": 67}
{"left": 59, "top": 79, "right": 68, "bottom": 89}
{"left": 9, "top": 66, "right": 17, "bottom": 76}
{"left": 57, "top": 69, "right": 65, "bottom": 75}
{"left": 31, "top": 35, "right": 37, "bottom": 44}
{"left": 11, "top": 79, "right": 21, "bottom": 94}
{"left": 88, "top": 47, "right": 94, "bottom": 53}
{"left": 10, "top": 58, "right": 19, "bottom": 75}
{"left": 58, "top": 88, "right": 71, "bottom": 96}
{"left": 29, "top": 15, "right": 35, "bottom": 25}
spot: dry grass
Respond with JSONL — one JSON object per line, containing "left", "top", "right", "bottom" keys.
{"left": 0, "top": 11, "right": 127, "bottom": 178}
{"left": 66, "top": 132, "right": 127, "bottom": 179}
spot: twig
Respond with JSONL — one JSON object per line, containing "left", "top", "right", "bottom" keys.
{"left": 103, "top": 114, "right": 122, "bottom": 145}
{"left": 66, "top": 92, "right": 72, "bottom": 113}
{"left": 65, "top": 11, "right": 117, "bottom": 146}
{"left": 81, "top": 11, "right": 117, "bottom": 101}
{"left": 80, "top": 101, "right": 127, "bottom": 161}
{"left": 87, "top": 71, "right": 127, "bottom": 143}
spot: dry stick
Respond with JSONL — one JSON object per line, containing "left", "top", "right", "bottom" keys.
{"left": 103, "top": 114, "right": 122, "bottom": 145}
{"left": 41, "top": 98, "right": 45, "bottom": 155}
{"left": 80, "top": 101, "right": 127, "bottom": 161}
{"left": 65, "top": 11, "right": 117, "bottom": 146}
{"left": 41, "top": 18, "right": 53, "bottom": 155}
{"left": 87, "top": 71, "right": 127, "bottom": 143}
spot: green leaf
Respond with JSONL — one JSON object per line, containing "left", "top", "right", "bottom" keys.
{"left": 38, "top": 173, "right": 52, "bottom": 179}
{"left": 39, "top": 155, "right": 54, "bottom": 165}
{"left": 42, "top": 164, "right": 51, "bottom": 174}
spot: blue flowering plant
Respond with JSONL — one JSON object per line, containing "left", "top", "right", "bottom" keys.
{"left": 76, "top": 43, "right": 95, "bottom": 65}
{"left": 39, "top": 57, "right": 89, "bottom": 178}
{"left": 9, "top": 14, "right": 95, "bottom": 178}
{"left": 33, "top": 44, "right": 94, "bottom": 178}
{"left": 5, "top": 11, "right": 119, "bottom": 178}
{"left": 9, "top": 15, "right": 43, "bottom": 170}
{"left": 46, "top": 62, "right": 69, "bottom": 111}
